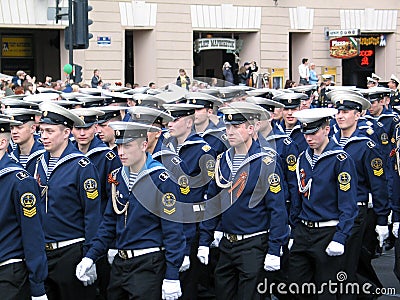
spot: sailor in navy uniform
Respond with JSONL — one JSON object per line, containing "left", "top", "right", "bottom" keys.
{"left": 35, "top": 101, "right": 101, "bottom": 300}
{"left": 0, "top": 118, "right": 48, "bottom": 300}
{"left": 331, "top": 93, "right": 390, "bottom": 298}
{"left": 5, "top": 108, "right": 45, "bottom": 175}
{"left": 75, "top": 121, "right": 186, "bottom": 300}
{"left": 123, "top": 94, "right": 165, "bottom": 121}
{"left": 96, "top": 106, "right": 124, "bottom": 154}
{"left": 163, "top": 103, "right": 217, "bottom": 300}
{"left": 71, "top": 108, "right": 122, "bottom": 300}
{"left": 289, "top": 108, "right": 358, "bottom": 299}
{"left": 273, "top": 92, "right": 309, "bottom": 152}
{"left": 389, "top": 74, "right": 400, "bottom": 111}
{"left": 197, "top": 102, "right": 289, "bottom": 299}
{"left": 185, "top": 92, "right": 229, "bottom": 155}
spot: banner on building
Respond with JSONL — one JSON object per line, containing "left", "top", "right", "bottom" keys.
{"left": 194, "top": 38, "right": 236, "bottom": 53}
{"left": 2, "top": 36, "right": 32, "bottom": 57}
{"left": 329, "top": 37, "right": 359, "bottom": 59}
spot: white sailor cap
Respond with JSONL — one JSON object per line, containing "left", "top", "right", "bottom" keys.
{"left": 184, "top": 92, "right": 223, "bottom": 108}
{"left": 289, "top": 85, "right": 318, "bottom": 97}
{"left": 162, "top": 103, "right": 203, "bottom": 120}
{"left": 24, "top": 93, "right": 60, "bottom": 102}
{"left": 3, "top": 108, "right": 41, "bottom": 123}
{"left": 322, "top": 74, "right": 333, "bottom": 80}
{"left": 360, "top": 87, "right": 391, "bottom": 102}
{"left": 246, "top": 96, "right": 284, "bottom": 113}
{"left": 127, "top": 106, "right": 173, "bottom": 126}
{"left": 108, "top": 121, "right": 160, "bottom": 144}
{"left": 96, "top": 106, "right": 125, "bottom": 124}
{"left": 390, "top": 74, "right": 400, "bottom": 85}
{"left": 102, "top": 91, "right": 131, "bottom": 106}
{"left": 70, "top": 108, "right": 105, "bottom": 128}
{"left": 106, "top": 85, "right": 131, "bottom": 93}
{"left": 331, "top": 93, "right": 371, "bottom": 111}
{"left": 36, "top": 87, "right": 62, "bottom": 94}
{"left": 39, "top": 101, "right": 85, "bottom": 128}
{"left": 272, "top": 92, "right": 308, "bottom": 108}
{"left": 219, "top": 102, "right": 268, "bottom": 124}
{"left": 0, "top": 117, "right": 22, "bottom": 132}
{"left": 293, "top": 108, "right": 337, "bottom": 134}
{"left": 75, "top": 96, "right": 108, "bottom": 108}
{"left": 246, "top": 88, "right": 284, "bottom": 99}
{"left": 133, "top": 94, "right": 167, "bottom": 109}
{"left": 0, "top": 98, "right": 38, "bottom": 109}
{"left": 371, "top": 73, "right": 382, "bottom": 81}
{"left": 79, "top": 88, "right": 103, "bottom": 96}
{"left": 367, "top": 77, "right": 377, "bottom": 84}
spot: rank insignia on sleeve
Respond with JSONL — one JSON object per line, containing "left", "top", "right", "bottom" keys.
{"left": 338, "top": 172, "right": 351, "bottom": 191}
{"left": 336, "top": 153, "right": 347, "bottom": 161}
{"left": 283, "top": 138, "right": 292, "bottom": 145}
{"left": 106, "top": 151, "right": 116, "bottom": 160}
{"left": 16, "top": 171, "right": 29, "bottom": 180}
{"left": 78, "top": 157, "right": 90, "bottom": 167}
{"left": 162, "top": 193, "right": 176, "bottom": 215}
{"left": 202, "top": 144, "right": 211, "bottom": 152}
{"left": 84, "top": 178, "right": 99, "bottom": 199}
{"left": 366, "top": 128, "right": 374, "bottom": 135}
{"left": 221, "top": 133, "right": 228, "bottom": 141}
{"left": 371, "top": 158, "right": 384, "bottom": 176}
{"left": 159, "top": 171, "right": 169, "bottom": 181}
{"left": 20, "top": 192, "right": 37, "bottom": 217}
{"left": 263, "top": 156, "right": 274, "bottom": 166}
{"left": 206, "top": 159, "right": 215, "bottom": 178}
{"left": 268, "top": 173, "right": 281, "bottom": 194}
{"left": 178, "top": 175, "right": 190, "bottom": 195}
{"left": 286, "top": 154, "right": 297, "bottom": 171}
{"left": 367, "top": 140, "right": 376, "bottom": 148}
{"left": 171, "top": 156, "right": 182, "bottom": 165}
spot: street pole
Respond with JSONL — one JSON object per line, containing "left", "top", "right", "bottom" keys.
{"left": 68, "top": 0, "right": 74, "bottom": 82}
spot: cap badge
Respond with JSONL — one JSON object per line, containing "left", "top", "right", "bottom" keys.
{"left": 43, "top": 111, "right": 48, "bottom": 117}
{"left": 288, "top": 99, "right": 292, "bottom": 104}
{"left": 303, "top": 123, "right": 308, "bottom": 127}
{"left": 228, "top": 114, "right": 233, "bottom": 121}
{"left": 135, "top": 114, "right": 141, "bottom": 119}
{"left": 79, "top": 115, "right": 85, "bottom": 121}
{"left": 115, "top": 130, "right": 121, "bottom": 137}
{"left": 339, "top": 99, "right": 344, "bottom": 104}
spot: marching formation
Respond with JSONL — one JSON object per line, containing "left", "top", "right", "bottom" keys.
{"left": 0, "top": 75, "right": 399, "bottom": 300}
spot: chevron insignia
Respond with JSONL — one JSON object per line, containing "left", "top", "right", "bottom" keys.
{"left": 373, "top": 169, "right": 383, "bottom": 176}
{"left": 339, "top": 183, "right": 351, "bottom": 191}
{"left": 23, "top": 207, "right": 37, "bottom": 218}
{"left": 163, "top": 208, "right": 176, "bottom": 215}
{"left": 86, "top": 190, "right": 99, "bottom": 199}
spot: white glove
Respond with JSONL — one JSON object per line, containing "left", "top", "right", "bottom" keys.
{"left": 393, "top": 222, "right": 400, "bottom": 238}
{"left": 375, "top": 225, "right": 389, "bottom": 247}
{"left": 210, "top": 231, "right": 223, "bottom": 248}
{"left": 162, "top": 279, "right": 182, "bottom": 300}
{"left": 32, "top": 295, "right": 48, "bottom": 300}
{"left": 325, "top": 241, "right": 344, "bottom": 256}
{"left": 288, "top": 239, "right": 294, "bottom": 251}
{"left": 108, "top": 249, "right": 118, "bottom": 265}
{"left": 86, "top": 263, "right": 97, "bottom": 286}
{"left": 75, "top": 257, "right": 95, "bottom": 286}
{"left": 197, "top": 246, "right": 209, "bottom": 265}
{"left": 263, "top": 254, "right": 280, "bottom": 271}
{"left": 179, "top": 256, "right": 190, "bottom": 272}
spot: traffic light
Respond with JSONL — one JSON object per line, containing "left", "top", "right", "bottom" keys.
{"left": 74, "top": 64, "right": 83, "bottom": 83}
{"left": 65, "top": 0, "right": 93, "bottom": 49}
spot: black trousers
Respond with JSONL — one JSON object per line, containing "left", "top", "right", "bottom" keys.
{"left": 46, "top": 242, "right": 96, "bottom": 300}
{"left": 197, "top": 247, "right": 220, "bottom": 300}
{"left": 215, "top": 233, "right": 269, "bottom": 300}
{"left": 0, "top": 262, "right": 30, "bottom": 300}
{"left": 107, "top": 251, "right": 165, "bottom": 300}
{"left": 96, "top": 255, "right": 111, "bottom": 300}
{"left": 394, "top": 232, "right": 400, "bottom": 282}
{"left": 289, "top": 224, "right": 344, "bottom": 300}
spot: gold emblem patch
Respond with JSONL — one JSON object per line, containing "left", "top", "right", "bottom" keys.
{"left": 338, "top": 172, "right": 351, "bottom": 191}
{"left": 178, "top": 175, "right": 190, "bottom": 195}
{"left": 371, "top": 158, "right": 384, "bottom": 176}
{"left": 286, "top": 154, "right": 297, "bottom": 171}
{"left": 20, "top": 192, "right": 37, "bottom": 217}
{"left": 381, "top": 133, "right": 388, "bottom": 145}
{"left": 263, "top": 156, "right": 274, "bottom": 165}
{"left": 206, "top": 159, "right": 215, "bottom": 178}
{"left": 202, "top": 145, "right": 211, "bottom": 152}
{"left": 268, "top": 173, "right": 281, "bottom": 194}
{"left": 162, "top": 193, "right": 176, "bottom": 215}
{"left": 84, "top": 178, "right": 99, "bottom": 199}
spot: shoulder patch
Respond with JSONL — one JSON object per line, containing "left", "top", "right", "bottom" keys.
{"left": 159, "top": 171, "right": 170, "bottom": 182}
{"left": 20, "top": 192, "right": 37, "bottom": 217}
{"left": 366, "top": 127, "right": 374, "bottom": 135}
{"left": 365, "top": 121, "right": 374, "bottom": 126}
{"left": 377, "top": 122, "right": 384, "bottom": 128}
{"left": 106, "top": 151, "right": 116, "bottom": 160}
{"left": 163, "top": 132, "right": 171, "bottom": 139}
{"left": 202, "top": 144, "right": 211, "bottom": 152}
{"left": 221, "top": 133, "right": 228, "bottom": 141}
{"left": 394, "top": 116, "right": 399, "bottom": 123}
{"left": 171, "top": 156, "right": 182, "bottom": 165}
{"left": 336, "top": 153, "right": 348, "bottom": 161}
{"left": 283, "top": 137, "right": 292, "bottom": 145}
{"left": 16, "top": 170, "right": 29, "bottom": 181}
{"left": 78, "top": 157, "right": 90, "bottom": 167}
{"left": 366, "top": 140, "right": 376, "bottom": 149}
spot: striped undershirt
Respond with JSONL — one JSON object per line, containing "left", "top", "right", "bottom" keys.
{"left": 176, "top": 144, "right": 182, "bottom": 153}
{"left": 128, "top": 172, "right": 138, "bottom": 191}
{"left": 338, "top": 137, "right": 349, "bottom": 147}
{"left": 47, "top": 157, "right": 59, "bottom": 179}
{"left": 231, "top": 154, "right": 246, "bottom": 178}
{"left": 19, "top": 155, "right": 29, "bottom": 168}
{"left": 312, "top": 154, "right": 319, "bottom": 168}
{"left": 285, "top": 128, "right": 292, "bottom": 135}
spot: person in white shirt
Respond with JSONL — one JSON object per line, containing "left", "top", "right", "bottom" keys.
{"left": 298, "top": 58, "right": 310, "bottom": 85}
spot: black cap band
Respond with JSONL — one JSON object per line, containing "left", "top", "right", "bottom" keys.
{"left": 0, "top": 123, "right": 11, "bottom": 132}
{"left": 170, "top": 109, "right": 195, "bottom": 119}
{"left": 97, "top": 111, "right": 121, "bottom": 124}
{"left": 136, "top": 99, "right": 161, "bottom": 109}
{"left": 335, "top": 100, "right": 362, "bottom": 112}
{"left": 114, "top": 129, "right": 147, "bottom": 144}
{"left": 223, "top": 112, "right": 261, "bottom": 125}
{"left": 40, "top": 111, "right": 74, "bottom": 128}
{"left": 259, "top": 104, "right": 275, "bottom": 112}
{"left": 300, "top": 117, "right": 330, "bottom": 134}
{"left": 187, "top": 99, "right": 213, "bottom": 109}
{"left": 129, "top": 114, "right": 163, "bottom": 126}
{"left": 11, "top": 114, "right": 36, "bottom": 123}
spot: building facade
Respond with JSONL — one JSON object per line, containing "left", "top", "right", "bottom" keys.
{"left": 0, "top": 0, "right": 398, "bottom": 88}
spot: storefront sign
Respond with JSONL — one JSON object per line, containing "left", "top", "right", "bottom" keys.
{"left": 2, "top": 36, "right": 32, "bottom": 57}
{"left": 360, "top": 35, "right": 386, "bottom": 47}
{"left": 329, "top": 37, "right": 359, "bottom": 59}
{"left": 97, "top": 36, "right": 111, "bottom": 47}
{"left": 359, "top": 49, "right": 374, "bottom": 66}
{"left": 328, "top": 28, "right": 360, "bottom": 37}
{"left": 194, "top": 38, "right": 236, "bottom": 53}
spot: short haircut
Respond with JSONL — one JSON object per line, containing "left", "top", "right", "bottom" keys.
{"left": 302, "top": 58, "right": 308, "bottom": 64}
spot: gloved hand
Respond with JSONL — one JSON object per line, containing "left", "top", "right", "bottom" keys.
{"left": 75, "top": 257, "right": 95, "bottom": 286}
{"left": 197, "top": 246, "right": 209, "bottom": 265}
{"left": 32, "top": 295, "right": 48, "bottom": 300}
{"left": 325, "top": 241, "right": 344, "bottom": 256}
{"left": 108, "top": 249, "right": 118, "bottom": 265}
{"left": 162, "top": 279, "right": 182, "bottom": 300}
{"left": 210, "top": 231, "right": 223, "bottom": 248}
{"left": 393, "top": 222, "right": 400, "bottom": 238}
{"left": 375, "top": 225, "right": 389, "bottom": 247}
{"left": 288, "top": 238, "right": 294, "bottom": 251}
{"left": 179, "top": 256, "right": 190, "bottom": 272}
{"left": 263, "top": 254, "right": 280, "bottom": 271}
{"left": 86, "top": 263, "right": 97, "bottom": 286}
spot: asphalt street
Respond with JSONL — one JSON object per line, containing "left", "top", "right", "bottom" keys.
{"left": 372, "top": 248, "right": 400, "bottom": 299}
